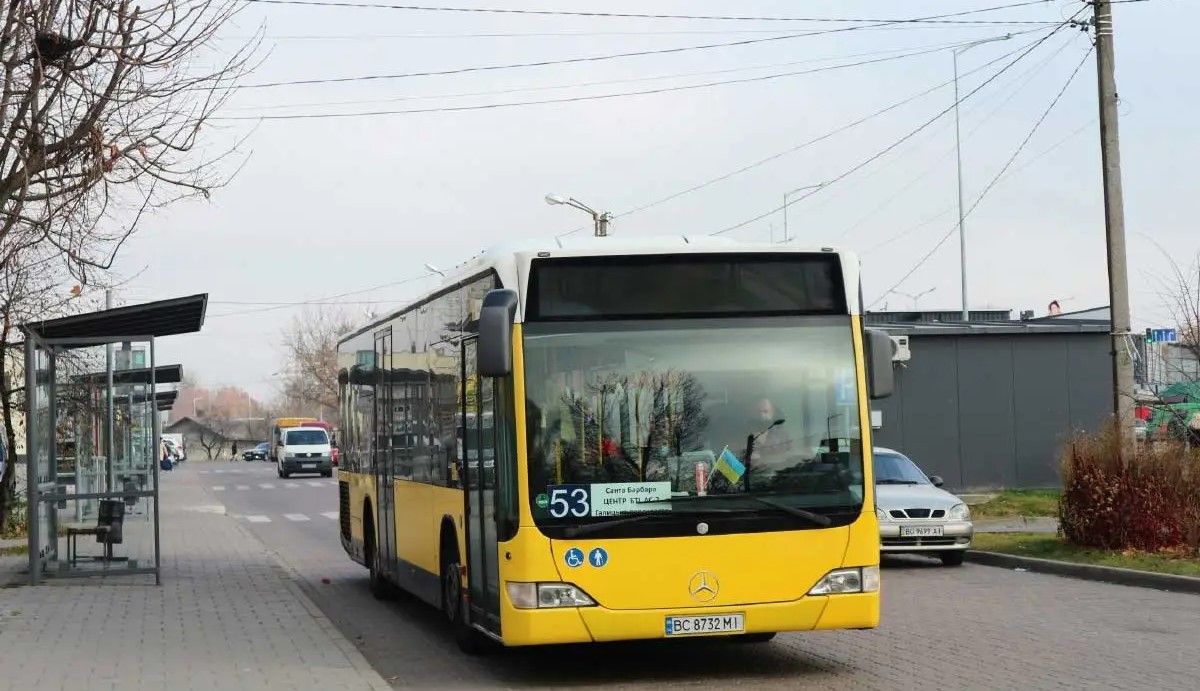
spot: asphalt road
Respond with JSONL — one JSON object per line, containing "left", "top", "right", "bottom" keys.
{"left": 194, "top": 461, "right": 1199, "bottom": 690}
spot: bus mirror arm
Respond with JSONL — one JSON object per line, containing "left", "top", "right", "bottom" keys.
{"left": 478, "top": 289, "right": 520, "bottom": 377}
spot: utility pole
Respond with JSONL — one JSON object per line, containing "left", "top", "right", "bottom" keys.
{"left": 953, "top": 49, "right": 969, "bottom": 322}
{"left": 104, "top": 289, "right": 114, "bottom": 492}
{"left": 1093, "top": 0, "right": 1136, "bottom": 448}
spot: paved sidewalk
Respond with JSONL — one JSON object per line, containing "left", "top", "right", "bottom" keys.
{"left": 0, "top": 463, "right": 389, "bottom": 691}
{"left": 974, "top": 516, "right": 1059, "bottom": 533}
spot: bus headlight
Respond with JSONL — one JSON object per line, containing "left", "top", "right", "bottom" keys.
{"left": 506, "top": 582, "right": 596, "bottom": 609}
{"left": 809, "top": 566, "right": 880, "bottom": 595}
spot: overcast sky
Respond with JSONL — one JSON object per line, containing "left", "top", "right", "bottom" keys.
{"left": 105, "top": 0, "right": 1197, "bottom": 400}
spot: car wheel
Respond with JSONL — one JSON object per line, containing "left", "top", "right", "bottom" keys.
{"left": 940, "top": 551, "right": 966, "bottom": 567}
{"left": 322, "top": 471, "right": 333, "bottom": 478}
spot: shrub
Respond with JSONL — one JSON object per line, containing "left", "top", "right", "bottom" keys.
{"left": 1059, "top": 422, "right": 1200, "bottom": 555}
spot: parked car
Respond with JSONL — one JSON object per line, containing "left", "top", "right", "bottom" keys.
{"left": 242, "top": 442, "right": 270, "bottom": 461}
{"left": 163, "top": 438, "right": 185, "bottom": 463}
{"left": 874, "top": 447, "right": 973, "bottom": 566}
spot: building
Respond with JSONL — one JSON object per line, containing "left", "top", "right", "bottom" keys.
{"left": 870, "top": 315, "right": 1113, "bottom": 490}
{"left": 165, "top": 416, "right": 262, "bottom": 460}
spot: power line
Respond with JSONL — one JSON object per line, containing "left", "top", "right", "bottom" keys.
{"left": 237, "top": 5, "right": 1061, "bottom": 90}
{"left": 229, "top": 26, "right": 1036, "bottom": 41}
{"left": 868, "top": 46, "right": 1095, "bottom": 307}
{"left": 220, "top": 38, "right": 1000, "bottom": 120}
{"left": 708, "top": 21, "right": 1075, "bottom": 237}
{"left": 207, "top": 271, "right": 434, "bottom": 317}
{"left": 860, "top": 117, "right": 1098, "bottom": 257}
{"left": 227, "top": 37, "right": 984, "bottom": 112}
{"left": 240, "top": 0, "right": 1060, "bottom": 24}
{"left": 566, "top": 32, "right": 1049, "bottom": 235}
{"left": 825, "top": 31, "right": 1082, "bottom": 242}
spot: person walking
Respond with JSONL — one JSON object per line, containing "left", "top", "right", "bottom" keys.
{"left": 230, "top": 440, "right": 239, "bottom": 462}
{"left": 160, "top": 437, "right": 173, "bottom": 472}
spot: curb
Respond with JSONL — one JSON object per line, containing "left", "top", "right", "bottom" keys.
{"left": 966, "top": 550, "right": 1200, "bottom": 595}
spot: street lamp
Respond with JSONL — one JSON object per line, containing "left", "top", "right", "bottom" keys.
{"left": 954, "top": 34, "right": 1012, "bottom": 321}
{"left": 782, "top": 182, "right": 826, "bottom": 243}
{"left": 545, "top": 193, "right": 611, "bottom": 237}
{"left": 890, "top": 287, "right": 937, "bottom": 311}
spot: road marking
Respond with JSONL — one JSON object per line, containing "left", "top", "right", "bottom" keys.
{"left": 307, "top": 481, "right": 324, "bottom": 487}
{"left": 284, "top": 482, "right": 300, "bottom": 489}
{"left": 259, "top": 483, "right": 275, "bottom": 489}
{"left": 236, "top": 485, "right": 250, "bottom": 491}
{"left": 284, "top": 513, "right": 310, "bottom": 522}
{"left": 245, "top": 515, "right": 271, "bottom": 523}
{"left": 211, "top": 485, "right": 225, "bottom": 491}
{"left": 321, "top": 511, "right": 339, "bottom": 520}
{"left": 213, "top": 469, "right": 225, "bottom": 474}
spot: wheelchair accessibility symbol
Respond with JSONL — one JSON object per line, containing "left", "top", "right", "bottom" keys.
{"left": 564, "top": 547, "right": 585, "bottom": 568}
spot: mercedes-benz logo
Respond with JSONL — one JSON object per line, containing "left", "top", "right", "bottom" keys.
{"left": 688, "top": 571, "right": 719, "bottom": 602}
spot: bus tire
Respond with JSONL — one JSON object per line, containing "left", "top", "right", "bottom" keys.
{"left": 364, "top": 514, "right": 390, "bottom": 600}
{"left": 441, "top": 545, "right": 487, "bottom": 654}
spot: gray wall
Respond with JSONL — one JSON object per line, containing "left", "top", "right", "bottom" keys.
{"left": 871, "top": 333, "right": 1113, "bottom": 490}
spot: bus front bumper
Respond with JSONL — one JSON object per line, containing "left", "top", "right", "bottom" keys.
{"left": 498, "top": 592, "right": 879, "bottom": 647}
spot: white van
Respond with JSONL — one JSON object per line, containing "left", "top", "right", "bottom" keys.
{"left": 274, "top": 426, "right": 333, "bottom": 478}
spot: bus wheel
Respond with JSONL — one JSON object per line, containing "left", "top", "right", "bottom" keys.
{"left": 365, "top": 518, "right": 389, "bottom": 600}
{"left": 441, "top": 553, "right": 487, "bottom": 654}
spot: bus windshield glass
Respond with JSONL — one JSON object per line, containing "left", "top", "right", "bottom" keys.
{"left": 523, "top": 316, "right": 864, "bottom": 538}
{"left": 285, "top": 429, "right": 329, "bottom": 446}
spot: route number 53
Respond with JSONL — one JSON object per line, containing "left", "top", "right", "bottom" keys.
{"left": 549, "top": 486, "right": 590, "bottom": 518}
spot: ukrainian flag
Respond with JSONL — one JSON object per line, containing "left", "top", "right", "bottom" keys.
{"left": 714, "top": 446, "right": 746, "bottom": 484}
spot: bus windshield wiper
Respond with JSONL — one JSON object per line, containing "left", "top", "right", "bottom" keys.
{"left": 741, "top": 495, "right": 832, "bottom": 526}
{"left": 669, "top": 494, "right": 832, "bottom": 527}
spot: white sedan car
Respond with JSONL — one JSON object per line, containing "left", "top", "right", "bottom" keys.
{"left": 874, "top": 447, "right": 973, "bottom": 566}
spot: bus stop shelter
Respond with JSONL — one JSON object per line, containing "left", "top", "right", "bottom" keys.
{"left": 21, "top": 294, "right": 207, "bottom": 584}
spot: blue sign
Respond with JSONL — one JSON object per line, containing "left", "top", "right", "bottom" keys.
{"left": 588, "top": 547, "right": 609, "bottom": 568}
{"left": 1152, "top": 328, "right": 1178, "bottom": 343}
{"left": 564, "top": 547, "right": 585, "bottom": 568}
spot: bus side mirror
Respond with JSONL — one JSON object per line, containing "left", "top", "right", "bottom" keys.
{"left": 865, "top": 328, "right": 894, "bottom": 400}
{"left": 478, "top": 289, "right": 519, "bottom": 377}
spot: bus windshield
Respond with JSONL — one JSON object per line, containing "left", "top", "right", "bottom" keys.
{"left": 523, "top": 316, "right": 864, "bottom": 537}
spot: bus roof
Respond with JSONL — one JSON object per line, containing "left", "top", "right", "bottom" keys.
{"left": 340, "top": 236, "right": 862, "bottom": 343}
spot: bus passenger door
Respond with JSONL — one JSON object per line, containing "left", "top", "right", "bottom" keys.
{"left": 463, "top": 338, "right": 501, "bottom": 634}
{"left": 374, "top": 329, "right": 396, "bottom": 579}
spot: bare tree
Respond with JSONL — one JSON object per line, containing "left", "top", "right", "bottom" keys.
{"left": 0, "top": 0, "right": 256, "bottom": 281}
{"left": 192, "top": 418, "right": 229, "bottom": 460}
{"left": 1162, "top": 252, "right": 1200, "bottom": 367}
{"left": 279, "top": 307, "right": 357, "bottom": 424}
{"left": 0, "top": 245, "right": 103, "bottom": 531}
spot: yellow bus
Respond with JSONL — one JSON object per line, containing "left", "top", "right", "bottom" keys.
{"left": 335, "top": 237, "right": 894, "bottom": 652}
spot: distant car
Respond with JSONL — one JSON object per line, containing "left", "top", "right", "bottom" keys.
{"left": 163, "top": 438, "right": 185, "bottom": 463}
{"left": 874, "top": 447, "right": 973, "bottom": 566}
{"left": 242, "top": 442, "right": 270, "bottom": 461}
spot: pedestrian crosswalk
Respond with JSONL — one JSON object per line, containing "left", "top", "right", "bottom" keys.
{"left": 236, "top": 512, "right": 340, "bottom": 524}
{"left": 209, "top": 479, "right": 335, "bottom": 492}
